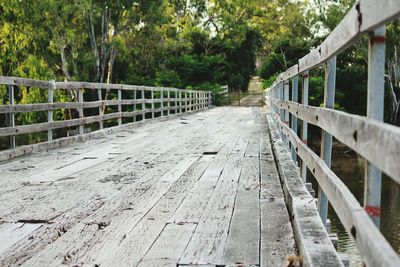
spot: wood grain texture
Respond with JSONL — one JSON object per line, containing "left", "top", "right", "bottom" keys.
{"left": 269, "top": 111, "right": 400, "bottom": 267}
{"left": 272, "top": 99, "right": 400, "bottom": 183}
{"left": 0, "top": 107, "right": 300, "bottom": 267}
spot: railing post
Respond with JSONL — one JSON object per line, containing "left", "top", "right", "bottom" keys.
{"left": 180, "top": 91, "right": 183, "bottom": 113}
{"left": 278, "top": 82, "right": 284, "bottom": 139}
{"left": 151, "top": 88, "right": 155, "bottom": 119}
{"left": 98, "top": 88, "right": 104, "bottom": 129}
{"left": 291, "top": 75, "right": 299, "bottom": 162}
{"left": 133, "top": 89, "right": 136, "bottom": 122}
{"left": 142, "top": 88, "right": 146, "bottom": 121}
{"left": 175, "top": 90, "right": 178, "bottom": 113}
{"left": 161, "top": 88, "right": 164, "bottom": 117}
{"left": 78, "top": 88, "right": 84, "bottom": 135}
{"left": 186, "top": 92, "right": 189, "bottom": 111}
{"left": 284, "top": 80, "right": 290, "bottom": 148}
{"left": 319, "top": 56, "right": 337, "bottom": 227}
{"left": 167, "top": 90, "right": 171, "bottom": 116}
{"left": 118, "top": 88, "right": 122, "bottom": 126}
{"left": 8, "top": 85, "right": 15, "bottom": 149}
{"left": 364, "top": 26, "right": 386, "bottom": 227}
{"left": 48, "top": 81, "right": 54, "bottom": 142}
{"left": 301, "top": 71, "right": 309, "bottom": 182}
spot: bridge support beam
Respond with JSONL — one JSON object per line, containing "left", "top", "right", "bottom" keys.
{"left": 319, "top": 56, "right": 336, "bottom": 227}
{"left": 364, "top": 26, "right": 386, "bottom": 227}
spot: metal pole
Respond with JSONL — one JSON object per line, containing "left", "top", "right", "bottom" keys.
{"left": 319, "top": 56, "right": 337, "bottom": 227}
{"left": 8, "top": 85, "right": 15, "bottom": 149}
{"left": 291, "top": 75, "right": 299, "bottom": 162}
{"left": 301, "top": 71, "right": 309, "bottom": 182}
{"left": 48, "top": 81, "right": 54, "bottom": 141}
{"left": 364, "top": 26, "right": 386, "bottom": 227}
{"left": 279, "top": 82, "right": 284, "bottom": 140}
{"left": 284, "top": 80, "right": 290, "bottom": 148}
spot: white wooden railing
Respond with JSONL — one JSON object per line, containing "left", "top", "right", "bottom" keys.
{"left": 265, "top": 0, "right": 400, "bottom": 266}
{"left": 0, "top": 77, "right": 212, "bottom": 153}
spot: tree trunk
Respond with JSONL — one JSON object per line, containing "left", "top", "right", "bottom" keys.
{"left": 88, "top": 9, "right": 101, "bottom": 82}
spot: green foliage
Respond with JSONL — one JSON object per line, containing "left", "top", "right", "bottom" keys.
{"left": 155, "top": 70, "right": 183, "bottom": 88}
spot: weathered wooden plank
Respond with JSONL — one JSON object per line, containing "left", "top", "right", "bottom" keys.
{"left": 0, "top": 99, "right": 154, "bottom": 114}
{"left": 260, "top": 198, "right": 296, "bottom": 267}
{"left": 360, "top": 0, "right": 400, "bottom": 32}
{"left": 0, "top": 76, "right": 53, "bottom": 89}
{"left": 238, "top": 157, "right": 259, "bottom": 191}
{"left": 270, "top": 112, "right": 400, "bottom": 267}
{"left": 179, "top": 156, "right": 243, "bottom": 265}
{"left": 272, "top": 99, "right": 400, "bottom": 183}
{"left": 0, "top": 223, "right": 42, "bottom": 255}
{"left": 260, "top": 157, "right": 284, "bottom": 200}
{"left": 0, "top": 108, "right": 231, "bottom": 265}
{"left": 280, "top": 64, "right": 299, "bottom": 81}
{"left": 94, "top": 156, "right": 209, "bottom": 266}
{"left": 222, "top": 190, "right": 259, "bottom": 265}
{"left": 23, "top": 144, "right": 120, "bottom": 183}
{"left": 298, "top": 47, "right": 323, "bottom": 73}
{"left": 168, "top": 157, "right": 228, "bottom": 224}
{"left": 138, "top": 223, "right": 197, "bottom": 267}
{"left": 320, "top": 4, "right": 359, "bottom": 62}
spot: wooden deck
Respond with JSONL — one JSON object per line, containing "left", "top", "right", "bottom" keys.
{"left": 0, "top": 107, "right": 296, "bottom": 266}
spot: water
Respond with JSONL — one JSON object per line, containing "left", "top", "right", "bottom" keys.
{"left": 309, "top": 143, "right": 400, "bottom": 266}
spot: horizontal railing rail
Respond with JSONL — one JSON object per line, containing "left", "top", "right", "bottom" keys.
{"left": 265, "top": 0, "right": 400, "bottom": 266}
{"left": 0, "top": 76, "right": 212, "bottom": 151}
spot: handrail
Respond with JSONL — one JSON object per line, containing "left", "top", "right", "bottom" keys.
{"left": 265, "top": 0, "right": 400, "bottom": 266}
{"left": 0, "top": 76, "right": 212, "bottom": 152}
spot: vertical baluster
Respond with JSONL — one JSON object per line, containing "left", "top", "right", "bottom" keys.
{"left": 8, "top": 85, "right": 15, "bottom": 149}
{"left": 151, "top": 88, "right": 155, "bottom": 119}
{"left": 78, "top": 88, "right": 84, "bottom": 135}
{"left": 142, "top": 88, "right": 146, "bottom": 121}
{"left": 291, "top": 75, "right": 299, "bottom": 162}
{"left": 319, "top": 56, "right": 337, "bottom": 227}
{"left": 278, "top": 82, "right": 284, "bottom": 139}
{"left": 161, "top": 88, "right": 164, "bottom": 117}
{"left": 180, "top": 91, "right": 183, "bottom": 113}
{"left": 98, "top": 88, "right": 104, "bottom": 129}
{"left": 284, "top": 80, "right": 290, "bottom": 147}
{"left": 301, "top": 71, "right": 309, "bottom": 182}
{"left": 174, "top": 90, "right": 178, "bottom": 114}
{"left": 187, "top": 92, "right": 189, "bottom": 111}
{"left": 167, "top": 90, "right": 171, "bottom": 116}
{"left": 118, "top": 88, "right": 122, "bottom": 126}
{"left": 133, "top": 89, "right": 136, "bottom": 122}
{"left": 364, "top": 26, "right": 386, "bottom": 227}
{"left": 48, "top": 81, "right": 54, "bottom": 141}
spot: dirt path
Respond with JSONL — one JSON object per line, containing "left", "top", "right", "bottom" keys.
{"left": 231, "top": 76, "right": 264, "bottom": 106}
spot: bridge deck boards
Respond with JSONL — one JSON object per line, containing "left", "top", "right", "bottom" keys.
{"left": 0, "top": 107, "right": 296, "bottom": 267}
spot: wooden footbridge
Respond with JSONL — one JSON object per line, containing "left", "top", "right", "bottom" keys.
{"left": 1, "top": 1, "right": 400, "bottom": 266}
